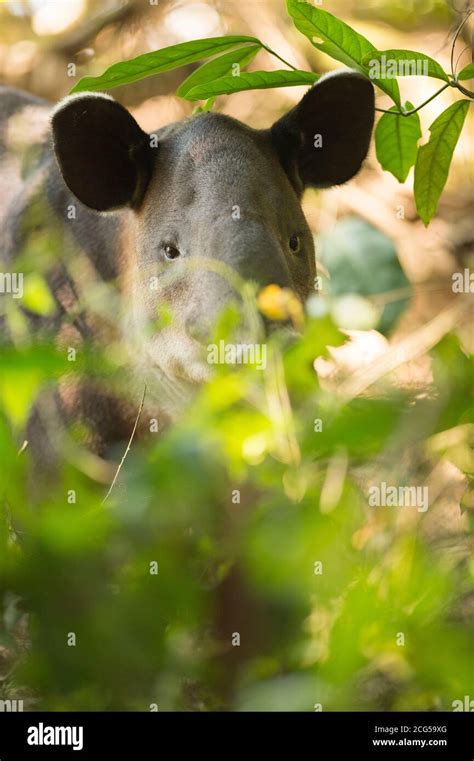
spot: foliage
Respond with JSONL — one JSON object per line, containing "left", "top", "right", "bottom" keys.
{"left": 70, "top": 1, "right": 473, "bottom": 227}
{"left": 317, "top": 217, "right": 410, "bottom": 333}
{"left": 1, "top": 284, "right": 473, "bottom": 710}
{"left": 413, "top": 100, "right": 470, "bottom": 226}
{"left": 375, "top": 102, "right": 421, "bottom": 183}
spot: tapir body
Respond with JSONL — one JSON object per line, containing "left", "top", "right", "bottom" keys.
{"left": 0, "top": 72, "right": 374, "bottom": 464}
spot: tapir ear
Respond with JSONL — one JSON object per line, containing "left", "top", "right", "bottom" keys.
{"left": 271, "top": 71, "right": 375, "bottom": 190}
{"left": 52, "top": 92, "right": 154, "bottom": 211}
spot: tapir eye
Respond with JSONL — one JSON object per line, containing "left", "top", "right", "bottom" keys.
{"left": 163, "top": 244, "right": 181, "bottom": 261}
{"left": 289, "top": 234, "right": 301, "bottom": 254}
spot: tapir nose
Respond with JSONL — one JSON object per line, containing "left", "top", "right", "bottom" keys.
{"left": 230, "top": 242, "right": 293, "bottom": 292}
{"left": 184, "top": 222, "right": 296, "bottom": 344}
{"left": 207, "top": 217, "right": 295, "bottom": 291}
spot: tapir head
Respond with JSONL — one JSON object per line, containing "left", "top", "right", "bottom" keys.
{"left": 52, "top": 71, "right": 374, "bottom": 392}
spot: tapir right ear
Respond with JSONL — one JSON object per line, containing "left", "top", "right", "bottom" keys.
{"left": 52, "top": 93, "right": 154, "bottom": 211}
{"left": 270, "top": 71, "right": 375, "bottom": 191}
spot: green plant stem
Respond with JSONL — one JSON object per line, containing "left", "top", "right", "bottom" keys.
{"left": 263, "top": 41, "right": 472, "bottom": 115}
{"left": 262, "top": 44, "right": 298, "bottom": 71}
{"left": 452, "top": 81, "right": 474, "bottom": 98}
{"left": 404, "top": 83, "right": 452, "bottom": 114}
{"left": 375, "top": 82, "right": 452, "bottom": 116}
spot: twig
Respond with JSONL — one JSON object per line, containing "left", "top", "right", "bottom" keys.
{"left": 375, "top": 83, "right": 452, "bottom": 116}
{"left": 52, "top": 1, "right": 137, "bottom": 56}
{"left": 452, "top": 81, "right": 474, "bottom": 97}
{"left": 102, "top": 384, "right": 147, "bottom": 504}
{"left": 454, "top": 43, "right": 472, "bottom": 77}
{"left": 451, "top": 10, "right": 473, "bottom": 79}
{"left": 404, "top": 83, "right": 452, "bottom": 114}
{"left": 374, "top": 12, "right": 474, "bottom": 119}
{"left": 262, "top": 44, "right": 298, "bottom": 71}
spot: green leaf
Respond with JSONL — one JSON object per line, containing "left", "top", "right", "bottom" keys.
{"left": 0, "top": 345, "right": 65, "bottom": 428}
{"left": 362, "top": 50, "right": 449, "bottom": 82}
{"left": 414, "top": 100, "right": 470, "bottom": 226}
{"left": 457, "top": 63, "right": 474, "bottom": 81}
{"left": 183, "top": 69, "right": 319, "bottom": 100}
{"left": 286, "top": 0, "right": 401, "bottom": 107}
{"left": 22, "top": 272, "right": 56, "bottom": 316}
{"left": 375, "top": 102, "right": 422, "bottom": 183}
{"left": 70, "top": 36, "right": 260, "bottom": 93}
{"left": 177, "top": 44, "right": 261, "bottom": 97}
{"left": 193, "top": 97, "right": 216, "bottom": 113}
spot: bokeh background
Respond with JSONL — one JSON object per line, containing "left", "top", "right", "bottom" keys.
{"left": 1, "top": 0, "right": 472, "bottom": 341}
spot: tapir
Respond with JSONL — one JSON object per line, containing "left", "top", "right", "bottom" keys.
{"left": 0, "top": 71, "right": 374, "bottom": 465}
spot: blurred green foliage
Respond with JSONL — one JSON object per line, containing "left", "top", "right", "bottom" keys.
{"left": 318, "top": 217, "right": 411, "bottom": 334}
{"left": 356, "top": 0, "right": 453, "bottom": 31}
{"left": 1, "top": 294, "right": 473, "bottom": 711}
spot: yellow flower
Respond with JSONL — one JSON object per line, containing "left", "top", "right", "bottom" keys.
{"left": 257, "top": 284, "right": 304, "bottom": 329}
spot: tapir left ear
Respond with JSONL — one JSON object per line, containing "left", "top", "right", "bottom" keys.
{"left": 271, "top": 70, "right": 375, "bottom": 191}
{"left": 52, "top": 92, "right": 154, "bottom": 211}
